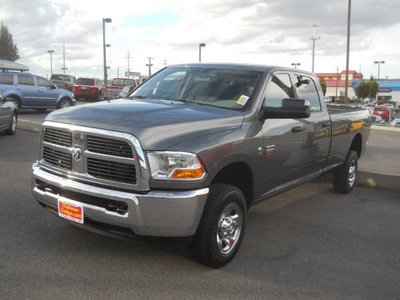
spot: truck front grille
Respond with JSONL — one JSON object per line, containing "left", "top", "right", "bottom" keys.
{"left": 39, "top": 122, "right": 148, "bottom": 191}
{"left": 87, "top": 157, "right": 136, "bottom": 184}
{"left": 43, "top": 146, "right": 72, "bottom": 170}
{"left": 44, "top": 128, "right": 72, "bottom": 147}
{"left": 87, "top": 135, "right": 133, "bottom": 157}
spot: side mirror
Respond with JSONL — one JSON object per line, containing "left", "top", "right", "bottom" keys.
{"left": 261, "top": 98, "right": 311, "bottom": 119}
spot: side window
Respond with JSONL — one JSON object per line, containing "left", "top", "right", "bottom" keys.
{"left": 18, "top": 75, "right": 34, "bottom": 86}
{"left": 0, "top": 74, "right": 14, "bottom": 84}
{"left": 263, "top": 73, "right": 295, "bottom": 107}
{"left": 37, "top": 77, "right": 54, "bottom": 88}
{"left": 294, "top": 75, "right": 321, "bottom": 111}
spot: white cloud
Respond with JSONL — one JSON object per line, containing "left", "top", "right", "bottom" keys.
{"left": 1, "top": 0, "right": 399, "bottom": 80}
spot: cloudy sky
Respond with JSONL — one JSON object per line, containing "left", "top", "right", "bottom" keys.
{"left": 1, "top": 0, "right": 399, "bottom": 81}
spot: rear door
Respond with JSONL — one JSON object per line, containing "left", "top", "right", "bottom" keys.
{"left": 291, "top": 72, "right": 331, "bottom": 177}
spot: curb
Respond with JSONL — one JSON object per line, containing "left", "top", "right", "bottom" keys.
{"left": 17, "top": 119, "right": 42, "bottom": 133}
{"left": 357, "top": 171, "right": 400, "bottom": 192}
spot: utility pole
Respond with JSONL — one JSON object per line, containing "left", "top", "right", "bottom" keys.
{"left": 311, "top": 23, "right": 320, "bottom": 73}
{"left": 125, "top": 51, "right": 132, "bottom": 73}
{"left": 146, "top": 57, "right": 153, "bottom": 76}
{"left": 162, "top": 59, "right": 168, "bottom": 67}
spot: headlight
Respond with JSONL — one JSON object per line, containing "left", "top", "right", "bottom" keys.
{"left": 147, "top": 151, "right": 206, "bottom": 180}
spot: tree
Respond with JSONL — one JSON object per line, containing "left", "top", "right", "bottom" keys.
{"left": 355, "top": 77, "right": 378, "bottom": 102}
{"left": 319, "top": 78, "right": 326, "bottom": 95}
{"left": 355, "top": 80, "right": 368, "bottom": 100}
{"left": 0, "top": 21, "right": 20, "bottom": 61}
{"left": 367, "top": 76, "right": 378, "bottom": 101}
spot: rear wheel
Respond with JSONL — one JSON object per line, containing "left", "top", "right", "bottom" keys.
{"left": 189, "top": 183, "right": 247, "bottom": 268}
{"left": 5, "top": 112, "right": 17, "bottom": 135}
{"left": 333, "top": 150, "right": 358, "bottom": 194}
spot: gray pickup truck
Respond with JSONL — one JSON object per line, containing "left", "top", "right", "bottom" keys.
{"left": 32, "top": 63, "right": 370, "bottom": 268}
{"left": 50, "top": 74, "right": 76, "bottom": 91}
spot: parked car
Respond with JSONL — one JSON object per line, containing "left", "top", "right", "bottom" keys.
{"left": 50, "top": 74, "right": 76, "bottom": 91}
{"left": 105, "top": 78, "right": 137, "bottom": 99}
{"left": 372, "top": 105, "right": 393, "bottom": 121}
{"left": 117, "top": 85, "right": 136, "bottom": 98}
{"left": 391, "top": 112, "right": 400, "bottom": 127}
{"left": 0, "top": 91, "right": 17, "bottom": 135}
{"left": 370, "top": 114, "right": 385, "bottom": 125}
{"left": 74, "top": 78, "right": 105, "bottom": 101}
{"left": 0, "top": 60, "right": 75, "bottom": 111}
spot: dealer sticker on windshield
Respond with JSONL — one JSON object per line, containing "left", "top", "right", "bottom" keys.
{"left": 58, "top": 199, "right": 84, "bottom": 224}
{"left": 236, "top": 95, "right": 249, "bottom": 106}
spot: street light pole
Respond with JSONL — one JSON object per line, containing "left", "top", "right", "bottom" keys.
{"left": 103, "top": 18, "right": 112, "bottom": 85}
{"left": 374, "top": 60, "right": 385, "bottom": 102}
{"left": 291, "top": 63, "right": 300, "bottom": 69}
{"left": 48, "top": 50, "right": 54, "bottom": 76}
{"left": 61, "top": 43, "right": 67, "bottom": 74}
{"left": 344, "top": 0, "right": 351, "bottom": 102}
{"left": 199, "top": 43, "right": 206, "bottom": 63}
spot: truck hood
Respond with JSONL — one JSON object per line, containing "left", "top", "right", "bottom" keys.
{"left": 46, "top": 99, "right": 244, "bottom": 150}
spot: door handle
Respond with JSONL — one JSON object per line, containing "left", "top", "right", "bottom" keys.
{"left": 322, "top": 121, "right": 331, "bottom": 127}
{"left": 292, "top": 126, "right": 303, "bottom": 133}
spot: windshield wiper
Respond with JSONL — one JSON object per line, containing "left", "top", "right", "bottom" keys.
{"left": 129, "top": 95, "right": 150, "bottom": 99}
{"left": 165, "top": 98, "right": 195, "bottom": 104}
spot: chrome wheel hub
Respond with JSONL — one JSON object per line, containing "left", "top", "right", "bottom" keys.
{"left": 216, "top": 203, "right": 242, "bottom": 255}
{"left": 348, "top": 158, "right": 357, "bottom": 187}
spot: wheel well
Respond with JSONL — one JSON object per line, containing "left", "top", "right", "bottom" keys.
{"left": 350, "top": 133, "right": 362, "bottom": 158}
{"left": 211, "top": 162, "right": 253, "bottom": 209}
{"left": 6, "top": 95, "right": 21, "bottom": 106}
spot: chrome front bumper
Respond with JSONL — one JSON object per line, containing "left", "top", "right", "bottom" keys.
{"left": 32, "top": 162, "right": 209, "bottom": 237}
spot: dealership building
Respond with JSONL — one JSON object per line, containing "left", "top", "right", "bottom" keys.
{"left": 316, "top": 70, "right": 363, "bottom": 101}
{"left": 316, "top": 70, "right": 400, "bottom": 102}
{"left": 352, "top": 80, "right": 400, "bottom": 103}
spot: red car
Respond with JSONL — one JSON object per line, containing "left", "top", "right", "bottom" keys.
{"left": 372, "top": 105, "right": 393, "bottom": 121}
{"left": 73, "top": 78, "right": 105, "bottom": 101}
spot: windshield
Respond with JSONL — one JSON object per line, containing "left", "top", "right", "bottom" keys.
{"left": 130, "top": 66, "right": 262, "bottom": 110}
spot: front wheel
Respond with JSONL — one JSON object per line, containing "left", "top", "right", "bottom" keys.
{"left": 57, "top": 98, "right": 72, "bottom": 109}
{"left": 5, "top": 113, "right": 17, "bottom": 135}
{"left": 189, "top": 183, "right": 247, "bottom": 268}
{"left": 333, "top": 150, "right": 358, "bottom": 194}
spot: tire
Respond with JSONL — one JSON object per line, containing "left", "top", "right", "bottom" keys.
{"left": 188, "top": 183, "right": 247, "bottom": 268}
{"left": 57, "top": 98, "right": 72, "bottom": 109}
{"left": 5, "top": 112, "right": 17, "bottom": 135}
{"left": 333, "top": 150, "right": 358, "bottom": 194}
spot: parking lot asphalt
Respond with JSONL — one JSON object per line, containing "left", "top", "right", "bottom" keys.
{"left": 16, "top": 104, "right": 400, "bottom": 192}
